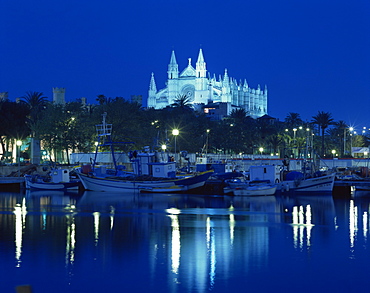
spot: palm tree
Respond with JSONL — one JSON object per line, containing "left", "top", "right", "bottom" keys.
{"left": 21, "top": 91, "right": 48, "bottom": 125}
{"left": 284, "top": 112, "right": 303, "bottom": 128}
{"left": 229, "top": 108, "right": 249, "bottom": 124}
{"left": 20, "top": 91, "right": 49, "bottom": 164}
{"left": 0, "top": 100, "right": 30, "bottom": 162}
{"left": 333, "top": 120, "right": 349, "bottom": 157}
{"left": 96, "top": 95, "right": 113, "bottom": 105}
{"left": 171, "top": 94, "right": 193, "bottom": 110}
{"left": 311, "top": 111, "right": 334, "bottom": 156}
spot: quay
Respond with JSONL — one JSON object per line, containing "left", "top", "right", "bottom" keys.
{"left": 0, "top": 177, "right": 25, "bottom": 184}
{"left": 0, "top": 165, "right": 46, "bottom": 189}
{"left": 334, "top": 180, "right": 370, "bottom": 187}
{"left": 0, "top": 177, "right": 25, "bottom": 189}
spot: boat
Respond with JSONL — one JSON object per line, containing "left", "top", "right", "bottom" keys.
{"left": 76, "top": 113, "right": 214, "bottom": 193}
{"left": 25, "top": 168, "right": 81, "bottom": 190}
{"left": 248, "top": 164, "right": 335, "bottom": 194}
{"left": 224, "top": 179, "right": 277, "bottom": 196}
{"left": 78, "top": 168, "right": 214, "bottom": 193}
{"left": 278, "top": 173, "right": 335, "bottom": 193}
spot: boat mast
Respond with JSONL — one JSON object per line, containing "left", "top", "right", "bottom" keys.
{"left": 93, "top": 112, "right": 115, "bottom": 171}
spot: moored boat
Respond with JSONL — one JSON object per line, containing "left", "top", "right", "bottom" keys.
{"left": 248, "top": 165, "right": 335, "bottom": 194}
{"left": 224, "top": 179, "right": 277, "bottom": 196}
{"left": 78, "top": 169, "right": 213, "bottom": 193}
{"left": 25, "top": 168, "right": 81, "bottom": 190}
{"left": 76, "top": 113, "right": 213, "bottom": 193}
{"left": 278, "top": 173, "right": 335, "bottom": 193}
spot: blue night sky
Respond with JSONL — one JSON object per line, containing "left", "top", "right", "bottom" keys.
{"left": 1, "top": 0, "right": 369, "bottom": 130}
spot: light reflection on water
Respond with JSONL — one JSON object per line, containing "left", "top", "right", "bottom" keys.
{"left": 1, "top": 190, "right": 370, "bottom": 292}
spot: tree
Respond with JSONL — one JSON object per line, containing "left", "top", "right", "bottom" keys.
{"left": 20, "top": 91, "right": 49, "bottom": 164}
{"left": 229, "top": 108, "right": 249, "bottom": 123}
{"left": 0, "top": 100, "right": 30, "bottom": 162}
{"left": 20, "top": 91, "right": 48, "bottom": 126}
{"left": 284, "top": 112, "right": 303, "bottom": 128}
{"left": 332, "top": 120, "right": 349, "bottom": 157}
{"left": 171, "top": 94, "right": 193, "bottom": 110}
{"left": 96, "top": 95, "right": 113, "bottom": 105}
{"left": 311, "top": 111, "right": 334, "bottom": 156}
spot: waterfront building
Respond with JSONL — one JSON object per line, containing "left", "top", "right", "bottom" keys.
{"left": 147, "top": 49, "right": 268, "bottom": 118}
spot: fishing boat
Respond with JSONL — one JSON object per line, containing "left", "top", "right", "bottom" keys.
{"left": 278, "top": 172, "right": 335, "bottom": 193}
{"left": 76, "top": 113, "right": 213, "bottom": 193}
{"left": 224, "top": 179, "right": 277, "bottom": 196}
{"left": 78, "top": 169, "right": 213, "bottom": 193}
{"left": 248, "top": 164, "right": 335, "bottom": 194}
{"left": 25, "top": 168, "right": 81, "bottom": 190}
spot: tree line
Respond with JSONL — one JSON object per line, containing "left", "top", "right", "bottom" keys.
{"left": 0, "top": 92, "right": 367, "bottom": 164}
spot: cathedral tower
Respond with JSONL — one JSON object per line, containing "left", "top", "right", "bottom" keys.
{"left": 167, "top": 51, "right": 179, "bottom": 104}
{"left": 194, "top": 49, "right": 208, "bottom": 103}
{"left": 53, "top": 87, "right": 65, "bottom": 104}
{"left": 167, "top": 50, "right": 179, "bottom": 79}
{"left": 148, "top": 73, "right": 157, "bottom": 108}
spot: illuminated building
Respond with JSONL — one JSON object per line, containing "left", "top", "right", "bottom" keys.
{"left": 147, "top": 49, "right": 268, "bottom": 118}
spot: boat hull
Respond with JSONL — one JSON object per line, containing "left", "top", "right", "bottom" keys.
{"left": 77, "top": 170, "right": 213, "bottom": 192}
{"left": 232, "top": 186, "right": 277, "bottom": 196}
{"left": 25, "top": 176, "right": 81, "bottom": 190}
{"left": 277, "top": 174, "right": 335, "bottom": 193}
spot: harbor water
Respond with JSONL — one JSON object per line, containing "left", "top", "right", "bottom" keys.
{"left": 1, "top": 189, "right": 370, "bottom": 292}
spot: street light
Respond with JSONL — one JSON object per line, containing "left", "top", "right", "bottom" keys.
{"left": 293, "top": 128, "right": 297, "bottom": 145}
{"left": 172, "top": 129, "right": 179, "bottom": 161}
{"left": 331, "top": 149, "right": 336, "bottom": 168}
{"left": 206, "top": 129, "right": 210, "bottom": 155}
{"left": 16, "top": 140, "right": 22, "bottom": 177}
{"left": 349, "top": 127, "right": 354, "bottom": 156}
{"left": 259, "top": 147, "right": 264, "bottom": 156}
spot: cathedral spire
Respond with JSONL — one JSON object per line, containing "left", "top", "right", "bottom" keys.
{"left": 167, "top": 50, "right": 179, "bottom": 79}
{"left": 223, "top": 69, "right": 230, "bottom": 85}
{"left": 149, "top": 72, "right": 157, "bottom": 92}
{"left": 148, "top": 72, "right": 157, "bottom": 108}
{"left": 196, "top": 48, "right": 206, "bottom": 78}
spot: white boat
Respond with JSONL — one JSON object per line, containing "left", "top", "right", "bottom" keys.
{"left": 248, "top": 165, "right": 335, "bottom": 194}
{"left": 76, "top": 113, "right": 213, "bottom": 193}
{"left": 78, "top": 169, "right": 213, "bottom": 193}
{"left": 224, "top": 179, "right": 277, "bottom": 196}
{"left": 278, "top": 173, "right": 335, "bottom": 193}
{"left": 25, "top": 168, "right": 81, "bottom": 190}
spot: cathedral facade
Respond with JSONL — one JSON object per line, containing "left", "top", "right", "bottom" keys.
{"left": 147, "top": 49, "right": 268, "bottom": 118}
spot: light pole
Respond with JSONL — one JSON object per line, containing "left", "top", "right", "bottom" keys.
{"left": 259, "top": 147, "right": 264, "bottom": 157}
{"left": 344, "top": 128, "right": 346, "bottom": 156}
{"left": 172, "top": 129, "right": 179, "bottom": 161}
{"left": 331, "top": 149, "right": 336, "bottom": 168}
{"left": 161, "top": 144, "right": 167, "bottom": 162}
{"left": 349, "top": 127, "right": 354, "bottom": 156}
{"left": 16, "top": 140, "right": 22, "bottom": 177}
{"left": 206, "top": 129, "right": 210, "bottom": 155}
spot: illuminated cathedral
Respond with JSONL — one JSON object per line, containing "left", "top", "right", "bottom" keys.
{"left": 147, "top": 49, "right": 268, "bottom": 118}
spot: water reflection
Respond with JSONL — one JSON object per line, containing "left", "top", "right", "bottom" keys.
{"left": 14, "top": 198, "right": 26, "bottom": 267}
{"left": 1, "top": 190, "right": 370, "bottom": 291}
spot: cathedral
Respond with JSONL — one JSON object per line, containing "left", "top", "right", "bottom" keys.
{"left": 147, "top": 49, "right": 268, "bottom": 118}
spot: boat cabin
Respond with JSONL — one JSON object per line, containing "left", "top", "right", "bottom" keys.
{"left": 196, "top": 156, "right": 229, "bottom": 174}
{"left": 50, "top": 168, "right": 71, "bottom": 183}
{"left": 249, "top": 165, "right": 281, "bottom": 183}
{"left": 132, "top": 153, "right": 176, "bottom": 178}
